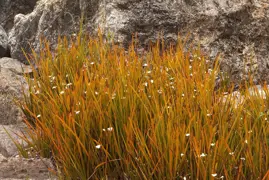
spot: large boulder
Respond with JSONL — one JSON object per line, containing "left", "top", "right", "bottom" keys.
{"left": 0, "top": 0, "right": 37, "bottom": 32}
{"left": 8, "top": 0, "right": 269, "bottom": 84}
{"left": 8, "top": 0, "right": 101, "bottom": 64}
{"left": 94, "top": 0, "right": 269, "bottom": 84}
{"left": 0, "top": 26, "right": 9, "bottom": 58}
{"left": 0, "top": 57, "right": 30, "bottom": 125}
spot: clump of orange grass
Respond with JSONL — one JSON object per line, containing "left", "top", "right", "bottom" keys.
{"left": 18, "top": 31, "right": 269, "bottom": 179}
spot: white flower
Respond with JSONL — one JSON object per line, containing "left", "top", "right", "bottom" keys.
{"left": 107, "top": 127, "right": 113, "bottom": 131}
{"left": 60, "top": 91, "right": 64, "bottom": 95}
{"left": 67, "top": 83, "right": 72, "bottom": 87}
{"left": 144, "top": 82, "right": 148, "bottom": 87}
{"left": 150, "top": 79, "right": 154, "bottom": 84}
{"left": 180, "top": 153, "right": 184, "bottom": 157}
{"left": 35, "top": 90, "right": 40, "bottom": 95}
{"left": 245, "top": 140, "right": 248, "bottom": 144}
{"left": 240, "top": 157, "right": 245, "bottom": 161}
{"left": 182, "top": 93, "right": 185, "bottom": 97}
{"left": 210, "top": 143, "right": 215, "bottom": 147}
{"left": 112, "top": 93, "right": 116, "bottom": 99}
{"left": 147, "top": 71, "right": 151, "bottom": 74}
{"left": 229, "top": 152, "right": 234, "bottom": 155}
{"left": 185, "top": 133, "right": 190, "bottom": 137}
{"left": 200, "top": 153, "right": 207, "bottom": 157}
{"left": 95, "top": 144, "right": 101, "bottom": 149}
{"left": 95, "top": 91, "right": 99, "bottom": 95}
{"left": 142, "top": 63, "right": 148, "bottom": 67}
{"left": 75, "top": 111, "right": 80, "bottom": 115}
{"left": 211, "top": 173, "right": 217, "bottom": 177}
{"left": 90, "top": 62, "right": 95, "bottom": 65}
{"left": 37, "top": 114, "right": 41, "bottom": 118}
{"left": 207, "top": 114, "right": 211, "bottom": 117}
{"left": 52, "top": 86, "right": 57, "bottom": 89}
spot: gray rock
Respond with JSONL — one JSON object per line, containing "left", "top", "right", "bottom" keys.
{"left": 0, "top": 25, "right": 9, "bottom": 57}
{"left": 0, "top": 57, "right": 32, "bottom": 75}
{"left": 0, "top": 124, "right": 28, "bottom": 157}
{"left": 0, "top": 94, "right": 24, "bottom": 125}
{"left": 94, "top": 0, "right": 269, "bottom": 85}
{"left": 0, "top": 0, "right": 37, "bottom": 32}
{"left": 0, "top": 58, "right": 30, "bottom": 124}
{"left": 0, "top": 56, "right": 54, "bottom": 179}
{"left": 221, "top": 84, "right": 269, "bottom": 109}
{"left": 0, "top": 154, "right": 56, "bottom": 179}
{"left": 8, "top": 0, "right": 101, "bottom": 64}
{"left": 8, "top": 0, "right": 269, "bottom": 85}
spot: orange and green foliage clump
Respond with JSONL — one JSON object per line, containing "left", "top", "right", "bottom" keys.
{"left": 19, "top": 32, "right": 269, "bottom": 179}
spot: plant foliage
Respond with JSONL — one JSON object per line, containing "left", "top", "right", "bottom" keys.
{"left": 19, "top": 31, "right": 269, "bottom": 179}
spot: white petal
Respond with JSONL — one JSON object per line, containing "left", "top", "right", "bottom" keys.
{"left": 211, "top": 173, "right": 217, "bottom": 177}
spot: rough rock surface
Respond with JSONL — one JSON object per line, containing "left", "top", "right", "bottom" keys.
{"left": 0, "top": 58, "right": 29, "bottom": 124}
{"left": 0, "top": 0, "right": 37, "bottom": 32}
{"left": 222, "top": 84, "right": 269, "bottom": 109}
{"left": 0, "top": 26, "right": 9, "bottom": 58}
{"left": 8, "top": 0, "right": 269, "bottom": 85}
{"left": 0, "top": 154, "right": 56, "bottom": 180}
{"left": 95, "top": 0, "right": 269, "bottom": 85}
{"left": 0, "top": 57, "right": 55, "bottom": 179}
{"left": 8, "top": 0, "right": 101, "bottom": 64}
